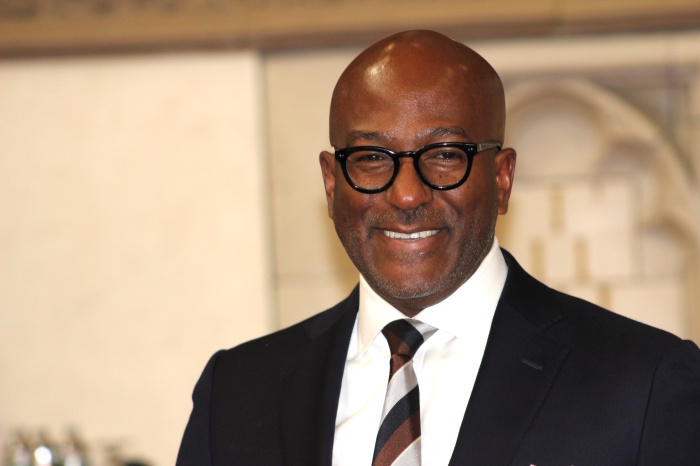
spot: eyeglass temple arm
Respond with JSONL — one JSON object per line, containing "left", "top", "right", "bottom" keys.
{"left": 476, "top": 141, "right": 502, "bottom": 152}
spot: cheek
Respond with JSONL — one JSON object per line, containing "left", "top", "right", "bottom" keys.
{"left": 442, "top": 178, "right": 498, "bottom": 240}
{"left": 332, "top": 185, "right": 372, "bottom": 238}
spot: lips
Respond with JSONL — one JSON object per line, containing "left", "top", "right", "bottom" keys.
{"left": 382, "top": 229, "right": 440, "bottom": 239}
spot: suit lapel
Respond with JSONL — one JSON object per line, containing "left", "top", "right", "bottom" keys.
{"left": 449, "top": 251, "right": 571, "bottom": 466}
{"left": 273, "top": 251, "right": 570, "bottom": 466}
{"left": 279, "top": 288, "right": 358, "bottom": 466}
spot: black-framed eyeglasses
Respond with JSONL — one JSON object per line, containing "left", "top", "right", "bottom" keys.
{"left": 334, "top": 141, "right": 501, "bottom": 194}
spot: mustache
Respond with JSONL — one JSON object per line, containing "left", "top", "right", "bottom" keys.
{"left": 367, "top": 206, "right": 446, "bottom": 227}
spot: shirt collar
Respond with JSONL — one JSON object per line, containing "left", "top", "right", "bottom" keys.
{"left": 357, "top": 238, "right": 508, "bottom": 354}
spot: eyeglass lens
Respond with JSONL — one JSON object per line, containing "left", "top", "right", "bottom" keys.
{"left": 345, "top": 145, "right": 470, "bottom": 190}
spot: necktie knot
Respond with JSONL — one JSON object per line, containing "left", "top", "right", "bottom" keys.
{"left": 382, "top": 319, "right": 437, "bottom": 358}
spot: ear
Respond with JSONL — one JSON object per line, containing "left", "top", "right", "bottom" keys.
{"left": 319, "top": 151, "right": 337, "bottom": 219}
{"left": 494, "top": 147, "right": 516, "bottom": 215}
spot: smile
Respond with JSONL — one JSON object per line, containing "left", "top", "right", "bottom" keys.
{"left": 383, "top": 229, "right": 440, "bottom": 240}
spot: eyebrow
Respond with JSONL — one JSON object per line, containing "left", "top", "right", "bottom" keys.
{"left": 347, "top": 130, "right": 389, "bottom": 143}
{"left": 417, "top": 126, "right": 471, "bottom": 140}
{"left": 347, "top": 127, "right": 472, "bottom": 144}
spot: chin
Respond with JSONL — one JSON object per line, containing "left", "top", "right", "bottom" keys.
{"left": 369, "top": 273, "right": 445, "bottom": 303}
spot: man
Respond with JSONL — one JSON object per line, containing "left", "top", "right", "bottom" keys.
{"left": 177, "top": 30, "right": 700, "bottom": 465}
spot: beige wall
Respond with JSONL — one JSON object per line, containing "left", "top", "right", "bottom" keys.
{"left": 265, "top": 49, "right": 361, "bottom": 328}
{"left": 3, "top": 29, "right": 700, "bottom": 466}
{"left": 0, "top": 52, "right": 272, "bottom": 465}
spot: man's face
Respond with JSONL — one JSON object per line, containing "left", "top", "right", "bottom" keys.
{"left": 320, "top": 46, "right": 515, "bottom": 316}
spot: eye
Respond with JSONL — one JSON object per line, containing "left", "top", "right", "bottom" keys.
{"left": 434, "top": 150, "right": 461, "bottom": 160}
{"left": 421, "top": 148, "right": 468, "bottom": 164}
{"left": 354, "top": 152, "right": 389, "bottom": 163}
{"left": 348, "top": 151, "right": 392, "bottom": 165}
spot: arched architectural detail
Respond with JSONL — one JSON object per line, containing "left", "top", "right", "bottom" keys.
{"left": 498, "top": 78, "right": 700, "bottom": 340}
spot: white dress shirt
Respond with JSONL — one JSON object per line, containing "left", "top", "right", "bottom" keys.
{"left": 332, "top": 238, "right": 508, "bottom": 466}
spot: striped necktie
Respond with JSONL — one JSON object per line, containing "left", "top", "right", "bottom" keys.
{"left": 372, "top": 319, "right": 437, "bottom": 466}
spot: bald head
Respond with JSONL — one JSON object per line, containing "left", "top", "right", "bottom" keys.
{"left": 319, "top": 30, "right": 516, "bottom": 315}
{"left": 330, "top": 30, "right": 506, "bottom": 148}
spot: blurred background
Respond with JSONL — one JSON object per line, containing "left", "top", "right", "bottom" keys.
{"left": 2, "top": 1, "right": 700, "bottom": 464}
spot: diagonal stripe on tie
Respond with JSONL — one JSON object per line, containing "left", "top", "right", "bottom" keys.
{"left": 379, "top": 362, "right": 418, "bottom": 423}
{"left": 374, "top": 411, "right": 421, "bottom": 466}
{"left": 390, "top": 437, "right": 421, "bottom": 466}
{"left": 373, "top": 385, "right": 420, "bottom": 460}
{"left": 372, "top": 319, "right": 437, "bottom": 466}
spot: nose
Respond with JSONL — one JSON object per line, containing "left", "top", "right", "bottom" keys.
{"left": 384, "top": 158, "right": 433, "bottom": 210}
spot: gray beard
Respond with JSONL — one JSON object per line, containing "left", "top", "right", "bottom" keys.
{"left": 337, "top": 207, "right": 496, "bottom": 304}
{"left": 361, "top": 229, "right": 494, "bottom": 303}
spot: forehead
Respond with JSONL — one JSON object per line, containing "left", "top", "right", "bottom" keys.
{"left": 330, "top": 39, "right": 501, "bottom": 147}
{"left": 333, "top": 73, "right": 486, "bottom": 147}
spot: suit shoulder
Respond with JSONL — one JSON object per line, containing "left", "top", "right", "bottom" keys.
{"left": 552, "top": 286, "right": 680, "bottom": 347}
{"left": 214, "top": 286, "right": 358, "bottom": 368}
{"left": 500, "top": 249, "right": 682, "bottom": 351}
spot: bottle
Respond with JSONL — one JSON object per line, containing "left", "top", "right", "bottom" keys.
{"left": 62, "top": 430, "right": 88, "bottom": 466}
{"left": 4, "top": 431, "right": 31, "bottom": 466}
{"left": 32, "top": 431, "right": 56, "bottom": 466}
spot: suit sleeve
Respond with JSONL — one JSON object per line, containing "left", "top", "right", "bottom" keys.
{"left": 637, "top": 340, "right": 700, "bottom": 465}
{"left": 176, "top": 351, "right": 223, "bottom": 466}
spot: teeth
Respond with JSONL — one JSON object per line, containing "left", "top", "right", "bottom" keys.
{"left": 383, "top": 229, "right": 439, "bottom": 239}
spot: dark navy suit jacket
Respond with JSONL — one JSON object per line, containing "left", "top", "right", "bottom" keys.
{"left": 177, "top": 250, "right": 700, "bottom": 465}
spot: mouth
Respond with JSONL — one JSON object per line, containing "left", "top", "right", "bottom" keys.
{"left": 382, "top": 229, "right": 440, "bottom": 240}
